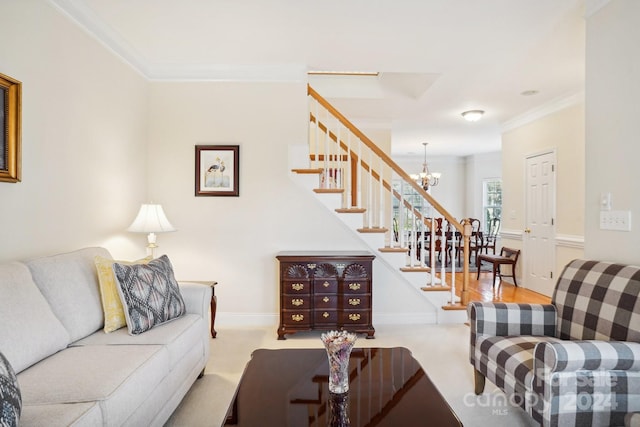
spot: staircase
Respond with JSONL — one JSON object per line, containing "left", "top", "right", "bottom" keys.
{"left": 287, "top": 85, "right": 473, "bottom": 324}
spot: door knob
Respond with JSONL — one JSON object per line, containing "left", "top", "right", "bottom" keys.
{"left": 524, "top": 228, "right": 531, "bottom": 233}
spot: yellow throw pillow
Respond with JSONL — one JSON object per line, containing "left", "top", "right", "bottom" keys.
{"left": 95, "top": 255, "right": 151, "bottom": 333}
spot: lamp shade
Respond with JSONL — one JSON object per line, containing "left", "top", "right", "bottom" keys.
{"left": 127, "top": 204, "right": 176, "bottom": 233}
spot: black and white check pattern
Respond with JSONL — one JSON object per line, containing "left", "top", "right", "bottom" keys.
{"left": 469, "top": 259, "right": 640, "bottom": 427}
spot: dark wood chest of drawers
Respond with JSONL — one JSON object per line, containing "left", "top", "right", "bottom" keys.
{"left": 276, "top": 251, "right": 375, "bottom": 340}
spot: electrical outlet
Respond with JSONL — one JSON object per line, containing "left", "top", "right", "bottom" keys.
{"left": 600, "top": 210, "right": 632, "bottom": 231}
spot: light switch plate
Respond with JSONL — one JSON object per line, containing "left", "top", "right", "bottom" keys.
{"left": 600, "top": 210, "right": 632, "bottom": 231}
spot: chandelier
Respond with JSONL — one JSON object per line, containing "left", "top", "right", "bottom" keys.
{"left": 410, "top": 142, "right": 441, "bottom": 191}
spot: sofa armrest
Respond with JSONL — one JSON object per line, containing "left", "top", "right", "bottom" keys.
{"left": 178, "top": 282, "right": 212, "bottom": 318}
{"left": 468, "top": 302, "right": 557, "bottom": 337}
{"left": 534, "top": 341, "right": 640, "bottom": 374}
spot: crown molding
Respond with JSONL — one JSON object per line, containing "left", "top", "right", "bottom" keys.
{"left": 47, "top": 0, "right": 149, "bottom": 77}
{"left": 501, "top": 91, "right": 584, "bottom": 133}
{"left": 146, "top": 64, "right": 308, "bottom": 82}
{"left": 48, "top": 0, "right": 307, "bottom": 82}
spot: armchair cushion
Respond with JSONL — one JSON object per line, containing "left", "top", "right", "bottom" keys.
{"left": 475, "top": 335, "right": 563, "bottom": 409}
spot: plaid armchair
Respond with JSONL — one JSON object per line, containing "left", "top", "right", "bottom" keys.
{"left": 469, "top": 259, "right": 640, "bottom": 426}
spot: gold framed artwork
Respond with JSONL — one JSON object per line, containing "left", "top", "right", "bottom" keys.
{"left": 0, "top": 72, "right": 21, "bottom": 183}
{"left": 195, "top": 145, "right": 240, "bottom": 197}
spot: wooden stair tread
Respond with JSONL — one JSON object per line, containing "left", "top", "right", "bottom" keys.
{"left": 313, "top": 188, "right": 344, "bottom": 194}
{"left": 441, "top": 303, "right": 467, "bottom": 311}
{"left": 291, "top": 168, "right": 323, "bottom": 174}
{"left": 379, "top": 247, "right": 408, "bottom": 253}
{"left": 400, "top": 266, "right": 431, "bottom": 272}
{"left": 357, "top": 227, "right": 388, "bottom": 233}
{"left": 335, "top": 208, "right": 366, "bottom": 213}
{"left": 420, "top": 285, "right": 452, "bottom": 292}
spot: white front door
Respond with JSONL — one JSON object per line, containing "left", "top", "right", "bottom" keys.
{"left": 524, "top": 151, "right": 556, "bottom": 297}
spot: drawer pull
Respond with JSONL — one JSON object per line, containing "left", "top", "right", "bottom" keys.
{"left": 348, "top": 298, "right": 361, "bottom": 306}
{"left": 323, "top": 312, "right": 330, "bottom": 318}
{"left": 323, "top": 296, "right": 330, "bottom": 303}
{"left": 291, "top": 314, "right": 304, "bottom": 322}
{"left": 348, "top": 283, "right": 361, "bottom": 291}
{"left": 291, "top": 283, "right": 304, "bottom": 291}
{"left": 307, "top": 263, "right": 316, "bottom": 269}
{"left": 291, "top": 299, "right": 304, "bottom": 307}
{"left": 348, "top": 313, "right": 361, "bottom": 321}
{"left": 323, "top": 281, "right": 330, "bottom": 288}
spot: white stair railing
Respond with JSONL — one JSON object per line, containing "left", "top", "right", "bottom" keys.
{"left": 307, "top": 85, "right": 472, "bottom": 307}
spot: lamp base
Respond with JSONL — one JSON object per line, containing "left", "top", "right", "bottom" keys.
{"left": 146, "top": 233, "right": 158, "bottom": 258}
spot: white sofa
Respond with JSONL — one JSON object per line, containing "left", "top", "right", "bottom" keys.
{"left": 0, "top": 247, "right": 211, "bottom": 426}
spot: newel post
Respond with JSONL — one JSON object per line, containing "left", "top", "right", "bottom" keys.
{"left": 461, "top": 218, "right": 471, "bottom": 306}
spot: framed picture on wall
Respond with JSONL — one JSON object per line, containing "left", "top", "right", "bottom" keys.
{"left": 0, "top": 72, "right": 22, "bottom": 183}
{"left": 195, "top": 145, "right": 240, "bottom": 196}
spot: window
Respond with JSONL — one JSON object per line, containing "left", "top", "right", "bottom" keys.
{"left": 482, "top": 179, "right": 502, "bottom": 230}
{"left": 392, "top": 180, "right": 432, "bottom": 233}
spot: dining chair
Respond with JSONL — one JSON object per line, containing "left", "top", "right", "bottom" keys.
{"left": 468, "top": 218, "right": 483, "bottom": 265}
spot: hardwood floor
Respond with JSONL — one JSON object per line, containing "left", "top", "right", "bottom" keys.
{"left": 448, "top": 271, "right": 551, "bottom": 304}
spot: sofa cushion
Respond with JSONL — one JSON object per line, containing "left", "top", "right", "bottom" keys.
{"left": 94, "top": 255, "right": 151, "bottom": 333}
{"left": 0, "top": 262, "right": 70, "bottom": 373}
{"left": 0, "top": 350, "right": 21, "bottom": 427}
{"left": 17, "top": 344, "right": 168, "bottom": 427}
{"left": 20, "top": 402, "right": 102, "bottom": 427}
{"left": 113, "top": 255, "right": 186, "bottom": 335}
{"left": 26, "top": 247, "right": 112, "bottom": 342}
{"left": 73, "top": 314, "right": 205, "bottom": 367}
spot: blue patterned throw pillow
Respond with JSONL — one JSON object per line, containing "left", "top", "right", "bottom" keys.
{"left": 0, "top": 351, "right": 21, "bottom": 427}
{"left": 112, "top": 255, "right": 186, "bottom": 335}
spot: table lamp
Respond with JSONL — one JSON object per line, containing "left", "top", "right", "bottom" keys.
{"left": 127, "top": 203, "right": 176, "bottom": 257}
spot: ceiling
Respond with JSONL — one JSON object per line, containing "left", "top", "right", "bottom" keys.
{"left": 49, "top": 0, "right": 587, "bottom": 157}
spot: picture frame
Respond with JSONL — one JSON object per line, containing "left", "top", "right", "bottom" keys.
{"left": 0, "top": 73, "right": 21, "bottom": 183}
{"left": 195, "top": 145, "right": 240, "bottom": 197}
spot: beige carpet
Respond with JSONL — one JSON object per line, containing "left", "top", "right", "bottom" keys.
{"left": 165, "top": 323, "right": 538, "bottom": 427}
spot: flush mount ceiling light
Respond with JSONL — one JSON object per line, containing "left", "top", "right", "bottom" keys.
{"left": 461, "top": 110, "right": 484, "bottom": 122}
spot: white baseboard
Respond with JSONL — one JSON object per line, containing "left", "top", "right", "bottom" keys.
{"left": 216, "top": 312, "right": 279, "bottom": 327}
{"left": 374, "top": 312, "right": 437, "bottom": 325}
{"left": 216, "top": 312, "right": 437, "bottom": 327}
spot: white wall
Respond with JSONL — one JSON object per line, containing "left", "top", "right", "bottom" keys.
{"left": 501, "top": 102, "right": 585, "bottom": 282}
{"left": 0, "top": 1, "right": 439, "bottom": 326}
{"left": 146, "top": 81, "right": 433, "bottom": 324}
{"left": 585, "top": 0, "right": 640, "bottom": 265}
{"left": 0, "top": 1, "right": 148, "bottom": 261}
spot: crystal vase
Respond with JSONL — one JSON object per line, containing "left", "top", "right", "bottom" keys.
{"left": 321, "top": 330, "right": 357, "bottom": 394}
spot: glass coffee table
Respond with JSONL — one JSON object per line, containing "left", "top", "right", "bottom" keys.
{"left": 224, "top": 347, "right": 462, "bottom": 426}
